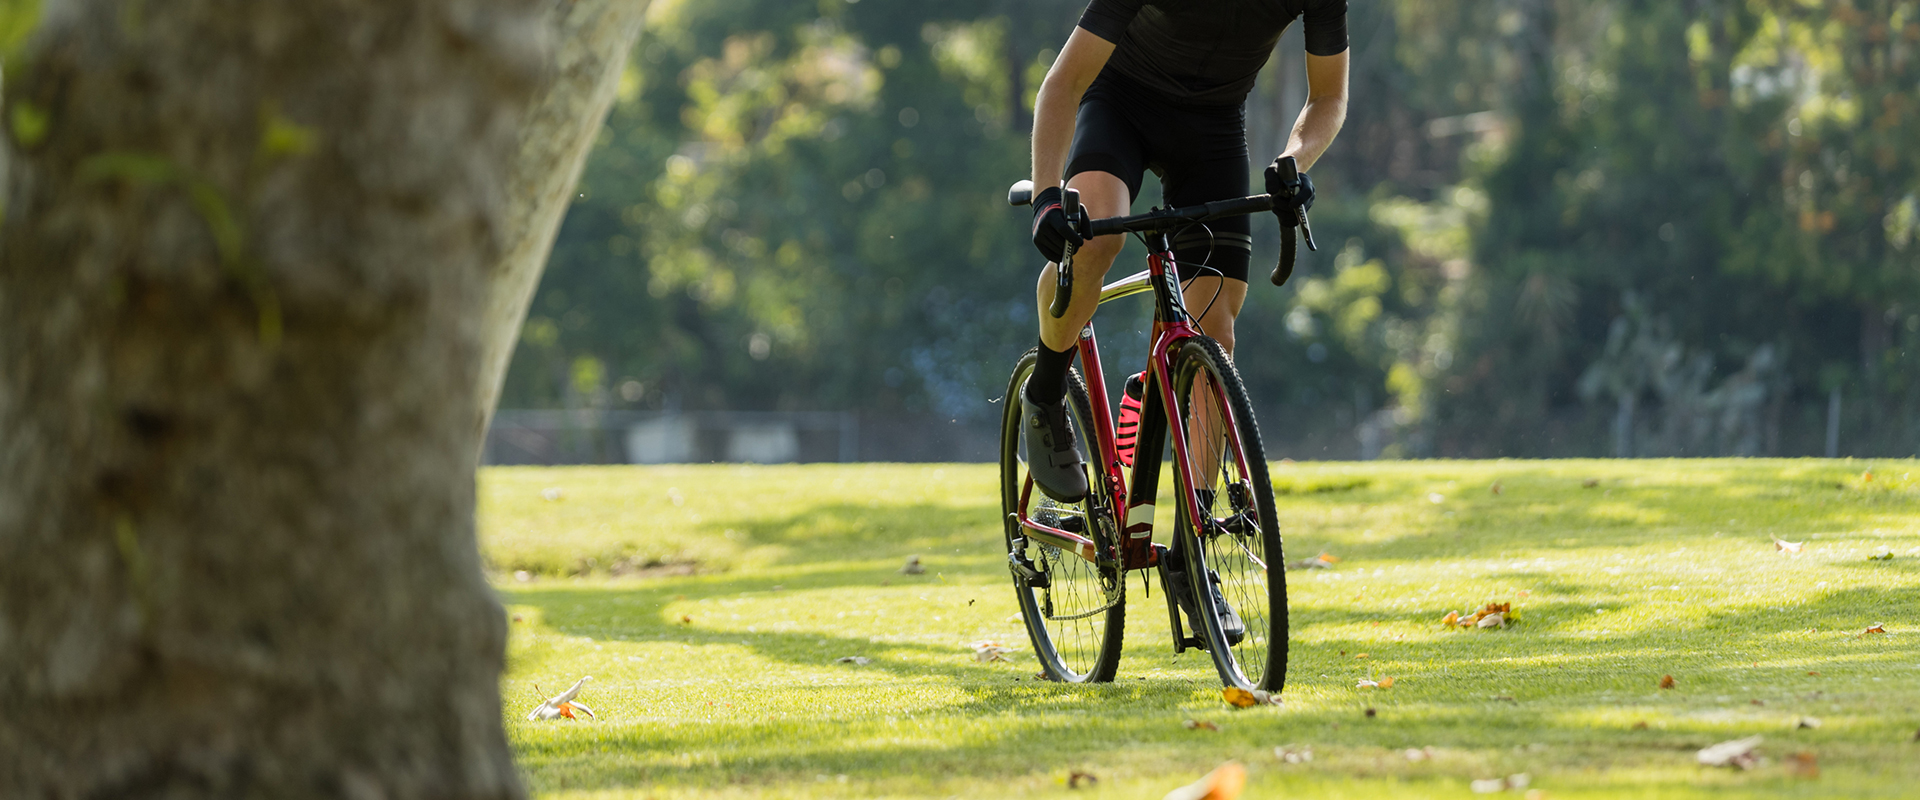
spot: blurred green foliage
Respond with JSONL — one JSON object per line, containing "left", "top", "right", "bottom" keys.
{"left": 500, "top": 0, "right": 1920, "bottom": 457}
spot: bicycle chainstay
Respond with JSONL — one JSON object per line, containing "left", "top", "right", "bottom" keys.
{"left": 1025, "top": 501, "right": 1125, "bottom": 622}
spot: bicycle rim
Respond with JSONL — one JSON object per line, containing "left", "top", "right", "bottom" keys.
{"left": 999, "top": 350, "right": 1124, "bottom": 683}
{"left": 1171, "top": 337, "right": 1286, "bottom": 691}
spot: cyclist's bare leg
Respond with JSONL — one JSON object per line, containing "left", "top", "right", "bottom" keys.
{"left": 1036, "top": 171, "right": 1131, "bottom": 352}
{"left": 1180, "top": 276, "right": 1248, "bottom": 503}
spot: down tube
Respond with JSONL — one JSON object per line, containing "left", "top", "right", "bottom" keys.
{"left": 1074, "top": 326, "right": 1124, "bottom": 514}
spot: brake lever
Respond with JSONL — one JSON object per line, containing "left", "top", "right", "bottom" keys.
{"left": 1048, "top": 188, "right": 1082, "bottom": 319}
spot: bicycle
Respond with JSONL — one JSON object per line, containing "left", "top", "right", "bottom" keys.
{"left": 999, "top": 158, "right": 1318, "bottom": 692}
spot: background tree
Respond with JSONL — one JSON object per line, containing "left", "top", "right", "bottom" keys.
{"left": 504, "top": 0, "right": 1918, "bottom": 458}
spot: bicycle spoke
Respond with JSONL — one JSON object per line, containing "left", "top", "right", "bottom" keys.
{"left": 1001, "top": 353, "right": 1124, "bottom": 683}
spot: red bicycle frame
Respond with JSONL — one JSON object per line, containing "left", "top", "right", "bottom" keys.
{"left": 1013, "top": 231, "right": 1253, "bottom": 574}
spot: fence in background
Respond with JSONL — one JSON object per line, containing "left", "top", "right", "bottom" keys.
{"left": 482, "top": 410, "right": 998, "bottom": 465}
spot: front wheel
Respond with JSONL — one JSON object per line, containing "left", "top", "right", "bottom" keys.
{"left": 999, "top": 348, "right": 1124, "bottom": 683}
{"left": 1169, "top": 337, "right": 1286, "bottom": 692}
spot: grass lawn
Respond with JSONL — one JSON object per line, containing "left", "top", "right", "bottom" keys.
{"left": 482, "top": 460, "right": 1920, "bottom": 798}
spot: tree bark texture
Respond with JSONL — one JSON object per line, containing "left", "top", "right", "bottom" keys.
{"left": 0, "top": 1, "right": 544, "bottom": 796}
{"left": 474, "top": 0, "right": 649, "bottom": 441}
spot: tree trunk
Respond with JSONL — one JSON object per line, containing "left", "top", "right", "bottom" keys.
{"left": 473, "top": 0, "right": 650, "bottom": 443}
{"left": 0, "top": 1, "right": 549, "bottom": 796}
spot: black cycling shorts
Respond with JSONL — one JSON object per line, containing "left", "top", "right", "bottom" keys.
{"left": 1065, "top": 69, "right": 1252, "bottom": 283}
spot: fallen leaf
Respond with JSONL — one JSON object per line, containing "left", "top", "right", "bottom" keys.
{"left": 834, "top": 656, "right": 871, "bottom": 665}
{"left": 1491, "top": 482, "right": 1503, "bottom": 495}
{"left": 1632, "top": 721, "right": 1648, "bottom": 729}
{"left": 971, "top": 640, "right": 1014, "bottom": 663}
{"left": 680, "top": 615, "right": 692, "bottom": 624}
{"left": 1364, "top": 707, "right": 1377, "bottom": 718}
{"left": 1068, "top": 770, "right": 1099, "bottom": 789}
{"left": 1378, "top": 676, "right": 1397, "bottom": 688}
{"left": 1355, "top": 652, "right": 1370, "bottom": 659}
{"left": 1697, "top": 735, "right": 1763, "bottom": 768}
{"left": 1441, "top": 611, "right": 1460, "bottom": 626}
{"left": 1659, "top": 674, "right": 1676, "bottom": 689}
{"left": 1789, "top": 751, "right": 1819, "bottom": 778}
{"left": 1477, "top": 612, "right": 1506, "bottom": 629}
{"left": 1772, "top": 535, "right": 1804, "bottom": 554}
{"left": 1869, "top": 546, "right": 1894, "bottom": 561}
{"left": 526, "top": 676, "right": 594, "bottom": 721}
{"left": 1274, "top": 745, "right": 1313, "bottom": 763}
{"left": 1862, "top": 624, "right": 1887, "bottom": 635}
{"left": 1183, "top": 719, "right": 1220, "bottom": 731}
{"left": 1161, "top": 761, "right": 1245, "bottom": 800}
{"left": 1582, "top": 479, "right": 1599, "bottom": 488}
{"left": 1795, "top": 716, "right": 1822, "bottom": 729}
{"left": 1807, "top": 671, "right": 1821, "bottom": 676}
{"left": 1223, "top": 687, "right": 1280, "bottom": 707}
{"left": 1286, "top": 552, "right": 1339, "bottom": 571}
{"left": 1356, "top": 679, "right": 1379, "bottom": 689}
{"left": 1751, "top": 699, "right": 1765, "bottom": 706}
{"left": 900, "top": 555, "right": 926, "bottom": 575}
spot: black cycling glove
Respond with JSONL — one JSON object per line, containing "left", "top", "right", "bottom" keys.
{"left": 1030, "top": 186, "right": 1082, "bottom": 264}
{"left": 1264, "top": 158, "right": 1315, "bottom": 226}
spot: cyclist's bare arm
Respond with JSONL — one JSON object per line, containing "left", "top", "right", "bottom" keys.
{"left": 1282, "top": 50, "right": 1349, "bottom": 171}
{"left": 1031, "top": 28, "right": 1116, "bottom": 191}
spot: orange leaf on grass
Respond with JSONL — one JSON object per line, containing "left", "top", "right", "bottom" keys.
{"left": 1162, "top": 761, "right": 1246, "bottom": 800}
{"left": 1183, "top": 719, "right": 1220, "bottom": 731}
{"left": 1659, "top": 674, "right": 1676, "bottom": 689}
{"left": 1222, "top": 687, "right": 1280, "bottom": 708}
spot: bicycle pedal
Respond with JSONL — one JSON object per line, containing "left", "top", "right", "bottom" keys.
{"left": 1008, "top": 547, "right": 1050, "bottom": 588}
{"left": 1217, "top": 510, "right": 1258, "bottom": 535}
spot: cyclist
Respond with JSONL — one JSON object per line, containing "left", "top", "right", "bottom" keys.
{"left": 1020, "top": 0, "right": 1349, "bottom": 640}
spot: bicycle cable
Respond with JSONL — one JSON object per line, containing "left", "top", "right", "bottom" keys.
{"left": 1163, "top": 221, "right": 1228, "bottom": 323}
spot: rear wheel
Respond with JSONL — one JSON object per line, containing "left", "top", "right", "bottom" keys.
{"left": 1168, "top": 337, "right": 1285, "bottom": 691}
{"left": 999, "top": 349, "right": 1124, "bottom": 683}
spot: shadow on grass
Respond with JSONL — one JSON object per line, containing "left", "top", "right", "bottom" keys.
{"left": 506, "top": 576, "right": 1920, "bottom": 794}
{"left": 719, "top": 500, "right": 1002, "bottom": 568}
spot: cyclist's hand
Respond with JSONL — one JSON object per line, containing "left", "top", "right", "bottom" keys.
{"left": 1030, "top": 185, "right": 1083, "bottom": 264}
{"left": 1264, "top": 158, "right": 1315, "bottom": 224}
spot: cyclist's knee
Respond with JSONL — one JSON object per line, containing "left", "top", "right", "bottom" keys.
{"left": 1206, "top": 321, "right": 1236, "bottom": 354}
{"left": 1074, "top": 234, "right": 1123, "bottom": 278}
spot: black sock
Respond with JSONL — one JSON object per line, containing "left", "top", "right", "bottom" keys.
{"left": 1025, "top": 339, "right": 1075, "bottom": 405}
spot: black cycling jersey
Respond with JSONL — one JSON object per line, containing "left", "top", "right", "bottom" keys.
{"left": 1077, "top": 0, "right": 1348, "bottom": 107}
